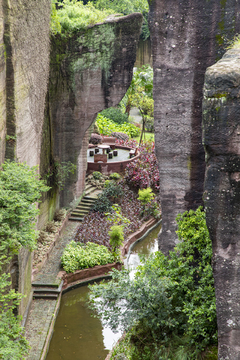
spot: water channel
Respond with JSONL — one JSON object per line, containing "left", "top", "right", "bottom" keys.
{"left": 46, "top": 223, "right": 161, "bottom": 360}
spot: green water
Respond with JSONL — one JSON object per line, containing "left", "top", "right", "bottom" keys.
{"left": 46, "top": 286, "right": 109, "bottom": 360}
{"left": 46, "top": 223, "right": 161, "bottom": 360}
{"left": 126, "top": 224, "right": 161, "bottom": 274}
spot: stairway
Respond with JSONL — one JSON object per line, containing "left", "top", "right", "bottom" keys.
{"left": 69, "top": 184, "right": 100, "bottom": 222}
{"left": 32, "top": 281, "right": 63, "bottom": 300}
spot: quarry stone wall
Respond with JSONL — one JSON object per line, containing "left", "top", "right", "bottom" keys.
{"left": 0, "top": 0, "right": 51, "bottom": 318}
{"left": 203, "top": 47, "right": 240, "bottom": 360}
{"left": 149, "top": 0, "right": 240, "bottom": 254}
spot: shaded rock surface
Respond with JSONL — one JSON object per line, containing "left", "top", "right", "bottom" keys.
{"left": 0, "top": 0, "right": 51, "bottom": 318}
{"left": 149, "top": 0, "right": 240, "bottom": 254}
{"left": 203, "top": 47, "right": 240, "bottom": 360}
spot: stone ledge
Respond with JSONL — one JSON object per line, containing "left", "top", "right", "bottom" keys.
{"left": 39, "top": 295, "right": 62, "bottom": 360}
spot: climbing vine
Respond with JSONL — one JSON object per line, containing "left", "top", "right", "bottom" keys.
{"left": 73, "top": 23, "right": 116, "bottom": 74}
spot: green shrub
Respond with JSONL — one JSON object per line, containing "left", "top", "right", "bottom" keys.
{"left": 137, "top": 188, "right": 160, "bottom": 220}
{"left": 92, "top": 181, "right": 124, "bottom": 213}
{"left": 89, "top": 207, "right": 217, "bottom": 359}
{"left": 141, "top": 200, "right": 160, "bottom": 220}
{"left": 91, "top": 0, "right": 150, "bottom": 40}
{"left": 54, "top": 0, "right": 113, "bottom": 34}
{"left": 109, "top": 225, "right": 124, "bottom": 257}
{"left": 92, "top": 171, "right": 102, "bottom": 180}
{"left": 0, "top": 267, "right": 30, "bottom": 359}
{"left": 0, "top": 161, "right": 49, "bottom": 359}
{"left": 61, "top": 241, "right": 115, "bottom": 273}
{"left": 137, "top": 188, "right": 154, "bottom": 205}
{"left": 0, "top": 161, "right": 50, "bottom": 253}
{"left": 109, "top": 172, "right": 121, "bottom": 180}
{"left": 96, "top": 114, "right": 140, "bottom": 138}
{"left": 92, "top": 193, "right": 112, "bottom": 213}
{"left": 104, "top": 179, "right": 111, "bottom": 187}
{"left": 100, "top": 107, "right": 129, "bottom": 125}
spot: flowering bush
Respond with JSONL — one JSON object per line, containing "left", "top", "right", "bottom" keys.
{"left": 123, "top": 141, "right": 160, "bottom": 192}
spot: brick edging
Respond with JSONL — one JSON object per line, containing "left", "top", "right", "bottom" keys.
{"left": 61, "top": 262, "right": 122, "bottom": 290}
{"left": 121, "top": 217, "right": 158, "bottom": 257}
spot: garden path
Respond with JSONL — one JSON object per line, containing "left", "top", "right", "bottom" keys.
{"left": 130, "top": 107, "right": 142, "bottom": 124}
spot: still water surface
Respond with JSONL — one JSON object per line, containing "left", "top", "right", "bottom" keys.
{"left": 46, "top": 223, "right": 161, "bottom": 360}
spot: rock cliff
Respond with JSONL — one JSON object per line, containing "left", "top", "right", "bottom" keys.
{"left": 0, "top": 0, "right": 51, "bottom": 318}
{"left": 149, "top": 0, "right": 240, "bottom": 254}
{"left": 203, "top": 47, "right": 240, "bottom": 360}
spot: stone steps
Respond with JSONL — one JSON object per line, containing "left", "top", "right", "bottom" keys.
{"left": 32, "top": 281, "right": 63, "bottom": 300}
{"left": 68, "top": 187, "right": 98, "bottom": 222}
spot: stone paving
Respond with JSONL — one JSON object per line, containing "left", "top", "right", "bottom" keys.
{"left": 24, "top": 299, "right": 58, "bottom": 360}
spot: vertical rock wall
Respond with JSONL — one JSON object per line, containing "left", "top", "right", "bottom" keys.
{"left": 203, "top": 47, "right": 240, "bottom": 360}
{"left": 47, "top": 14, "right": 142, "bottom": 207}
{"left": 0, "top": 0, "right": 6, "bottom": 164}
{"left": 3, "top": 0, "right": 51, "bottom": 165}
{"left": 0, "top": 0, "right": 51, "bottom": 317}
{"left": 149, "top": 0, "right": 240, "bottom": 254}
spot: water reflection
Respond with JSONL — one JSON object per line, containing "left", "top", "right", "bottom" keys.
{"left": 125, "top": 224, "right": 160, "bottom": 278}
{"left": 46, "top": 286, "right": 117, "bottom": 360}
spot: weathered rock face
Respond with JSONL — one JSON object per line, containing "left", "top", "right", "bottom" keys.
{"left": 0, "top": 0, "right": 51, "bottom": 318}
{"left": 149, "top": 0, "right": 240, "bottom": 254}
{"left": 3, "top": 0, "right": 51, "bottom": 166}
{"left": 203, "top": 47, "right": 240, "bottom": 360}
{"left": 0, "top": 0, "right": 6, "bottom": 164}
{"left": 46, "top": 13, "right": 142, "bottom": 207}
